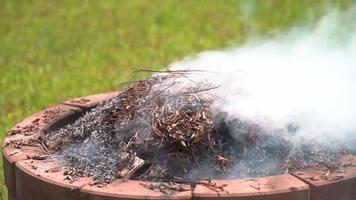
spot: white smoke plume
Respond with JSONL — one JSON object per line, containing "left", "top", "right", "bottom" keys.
{"left": 169, "top": 7, "right": 356, "bottom": 153}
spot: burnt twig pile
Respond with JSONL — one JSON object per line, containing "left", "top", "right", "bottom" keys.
{"left": 44, "top": 72, "right": 345, "bottom": 186}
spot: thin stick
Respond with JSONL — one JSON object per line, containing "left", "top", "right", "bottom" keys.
{"left": 132, "top": 68, "right": 209, "bottom": 74}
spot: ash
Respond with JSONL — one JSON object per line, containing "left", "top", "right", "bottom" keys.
{"left": 46, "top": 95, "right": 126, "bottom": 183}
{"left": 44, "top": 74, "right": 345, "bottom": 184}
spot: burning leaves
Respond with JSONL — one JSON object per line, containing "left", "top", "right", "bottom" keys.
{"left": 44, "top": 74, "right": 226, "bottom": 184}
{"left": 43, "top": 72, "right": 352, "bottom": 192}
{"left": 102, "top": 75, "right": 222, "bottom": 181}
{"left": 109, "top": 75, "right": 216, "bottom": 150}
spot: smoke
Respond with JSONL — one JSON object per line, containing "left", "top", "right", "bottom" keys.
{"left": 169, "top": 7, "right": 356, "bottom": 154}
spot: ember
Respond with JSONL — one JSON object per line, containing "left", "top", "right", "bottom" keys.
{"left": 44, "top": 71, "right": 348, "bottom": 186}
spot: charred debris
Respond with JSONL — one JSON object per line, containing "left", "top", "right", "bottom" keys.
{"left": 44, "top": 70, "right": 345, "bottom": 188}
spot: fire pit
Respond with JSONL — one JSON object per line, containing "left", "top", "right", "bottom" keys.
{"left": 3, "top": 91, "right": 356, "bottom": 200}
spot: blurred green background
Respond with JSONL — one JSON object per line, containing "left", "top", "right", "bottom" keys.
{"left": 0, "top": 0, "right": 354, "bottom": 198}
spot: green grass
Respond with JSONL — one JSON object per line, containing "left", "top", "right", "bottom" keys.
{"left": 0, "top": 0, "right": 354, "bottom": 199}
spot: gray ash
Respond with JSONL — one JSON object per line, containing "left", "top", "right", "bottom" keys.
{"left": 45, "top": 95, "right": 126, "bottom": 183}
{"left": 44, "top": 74, "right": 344, "bottom": 184}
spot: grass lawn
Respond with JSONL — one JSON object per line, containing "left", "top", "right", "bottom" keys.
{"left": 0, "top": 0, "right": 353, "bottom": 198}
